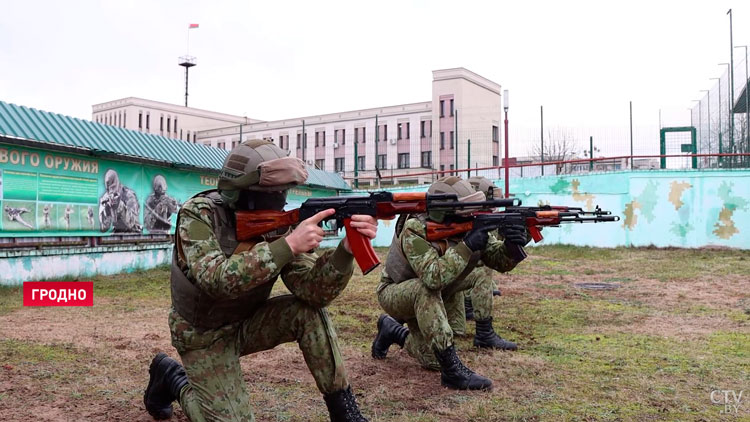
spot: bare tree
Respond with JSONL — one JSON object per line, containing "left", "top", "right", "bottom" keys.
{"left": 530, "top": 128, "right": 578, "bottom": 174}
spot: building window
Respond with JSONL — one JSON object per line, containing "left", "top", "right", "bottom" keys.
{"left": 377, "top": 154, "right": 387, "bottom": 169}
{"left": 492, "top": 125, "right": 499, "bottom": 142}
{"left": 354, "top": 127, "right": 359, "bottom": 143}
{"left": 180, "top": 129, "right": 183, "bottom": 139}
{"left": 232, "top": 140, "right": 239, "bottom": 149}
{"left": 440, "top": 100, "right": 445, "bottom": 117}
{"left": 123, "top": 111, "right": 127, "bottom": 127}
{"left": 406, "top": 122, "right": 410, "bottom": 139}
{"left": 315, "top": 132, "right": 319, "bottom": 147}
{"left": 160, "top": 116, "right": 164, "bottom": 134}
{"left": 397, "top": 123, "right": 403, "bottom": 140}
{"left": 450, "top": 99, "right": 454, "bottom": 116}
{"left": 449, "top": 164, "right": 454, "bottom": 176}
{"left": 421, "top": 151, "right": 432, "bottom": 168}
{"left": 146, "top": 114, "right": 150, "bottom": 130}
{"left": 398, "top": 153, "right": 410, "bottom": 169}
{"left": 357, "top": 156, "right": 365, "bottom": 170}
{"left": 297, "top": 134, "right": 302, "bottom": 149}
{"left": 440, "top": 132, "right": 445, "bottom": 150}
{"left": 193, "top": 133, "right": 197, "bottom": 143}
{"left": 322, "top": 131, "right": 326, "bottom": 146}
{"left": 493, "top": 155, "right": 499, "bottom": 166}
{"left": 420, "top": 121, "right": 425, "bottom": 138}
{"left": 315, "top": 159, "right": 325, "bottom": 169}
{"left": 186, "top": 131, "right": 190, "bottom": 142}
{"left": 217, "top": 141, "right": 225, "bottom": 149}
{"left": 440, "top": 164, "right": 445, "bottom": 173}
{"left": 335, "top": 157, "right": 345, "bottom": 172}
{"left": 138, "top": 112, "right": 143, "bottom": 129}
{"left": 174, "top": 118, "right": 178, "bottom": 133}
{"left": 450, "top": 131, "right": 454, "bottom": 149}
{"left": 361, "top": 127, "right": 366, "bottom": 143}
{"left": 167, "top": 117, "right": 171, "bottom": 133}
{"left": 341, "top": 129, "right": 345, "bottom": 145}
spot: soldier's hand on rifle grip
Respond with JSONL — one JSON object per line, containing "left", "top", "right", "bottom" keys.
{"left": 342, "top": 215, "right": 378, "bottom": 254}
{"left": 501, "top": 222, "right": 529, "bottom": 247}
{"left": 463, "top": 226, "right": 492, "bottom": 252}
{"left": 286, "top": 209, "right": 334, "bottom": 255}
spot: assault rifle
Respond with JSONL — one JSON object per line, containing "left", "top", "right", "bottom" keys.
{"left": 425, "top": 205, "right": 620, "bottom": 242}
{"left": 236, "top": 192, "right": 521, "bottom": 274}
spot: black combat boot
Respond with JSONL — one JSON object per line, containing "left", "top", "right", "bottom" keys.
{"left": 473, "top": 317, "right": 518, "bottom": 350}
{"left": 464, "top": 296, "right": 475, "bottom": 321}
{"left": 371, "top": 314, "right": 409, "bottom": 359}
{"left": 434, "top": 345, "right": 493, "bottom": 391}
{"left": 144, "top": 353, "right": 189, "bottom": 420}
{"left": 323, "top": 385, "right": 369, "bottom": 422}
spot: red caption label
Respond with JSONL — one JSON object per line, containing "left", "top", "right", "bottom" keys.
{"left": 23, "top": 282, "right": 93, "bottom": 307}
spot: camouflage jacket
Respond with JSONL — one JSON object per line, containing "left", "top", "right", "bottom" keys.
{"left": 176, "top": 196, "right": 354, "bottom": 307}
{"left": 379, "top": 217, "right": 522, "bottom": 292}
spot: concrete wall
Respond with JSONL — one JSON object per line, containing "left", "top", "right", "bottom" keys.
{"left": 0, "top": 243, "right": 171, "bottom": 285}
{"left": 361, "top": 170, "right": 750, "bottom": 249}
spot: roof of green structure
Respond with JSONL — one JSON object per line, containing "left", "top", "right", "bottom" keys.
{"left": 0, "top": 100, "right": 350, "bottom": 191}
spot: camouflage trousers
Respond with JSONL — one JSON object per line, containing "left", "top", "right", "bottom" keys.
{"left": 446, "top": 266, "right": 495, "bottom": 336}
{"left": 168, "top": 295, "right": 348, "bottom": 422}
{"left": 377, "top": 266, "right": 496, "bottom": 370}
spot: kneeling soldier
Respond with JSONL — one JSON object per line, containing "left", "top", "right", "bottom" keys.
{"left": 144, "top": 139, "right": 377, "bottom": 422}
{"left": 371, "top": 176, "right": 527, "bottom": 390}
{"left": 447, "top": 176, "right": 518, "bottom": 350}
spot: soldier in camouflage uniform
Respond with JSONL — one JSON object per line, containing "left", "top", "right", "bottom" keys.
{"left": 143, "top": 139, "right": 378, "bottom": 422}
{"left": 447, "top": 176, "right": 517, "bottom": 350}
{"left": 144, "top": 175, "right": 180, "bottom": 233}
{"left": 370, "top": 176, "right": 529, "bottom": 390}
{"left": 99, "top": 169, "right": 142, "bottom": 233}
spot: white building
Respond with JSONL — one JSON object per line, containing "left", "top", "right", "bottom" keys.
{"left": 198, "top": 68, "right": 503, "bottom": 186}
{"left": 91, "top": 97, "right": 260, "bottom": 144}
{"left": 93, "top": 68, "right": 504, "bottom": 186}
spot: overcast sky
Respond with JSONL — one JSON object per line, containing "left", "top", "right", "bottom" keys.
{"left": 1, "top": 0, "right": 748, "bottom": 151}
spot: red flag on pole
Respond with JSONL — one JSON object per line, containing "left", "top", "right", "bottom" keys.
{"left": 189, "top": 23, "right": 199, "bottom": 29}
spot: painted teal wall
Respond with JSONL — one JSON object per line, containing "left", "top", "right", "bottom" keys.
{"left": 0, "top": 243, "right": 171, "bottom": 285}
{"left": 363, "top": 170, "right": 750, "bottom": 249}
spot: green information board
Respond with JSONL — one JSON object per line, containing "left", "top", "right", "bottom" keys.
{"left": 0, "top": 143, "right": 219, "bottom": 237}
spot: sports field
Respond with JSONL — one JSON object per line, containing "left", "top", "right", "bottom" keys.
{"left": 0, "top": 246, "right": 748, "bottom": 421}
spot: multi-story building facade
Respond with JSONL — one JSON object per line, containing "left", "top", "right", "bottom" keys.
{"left": 198, "top": 68, "right": 503, "bottom": 185}
{"left": 92, "top": 68, "right": 503, "bottom": 185}
{"left": 91, "top": 97, "right": 260, "bottom": 143}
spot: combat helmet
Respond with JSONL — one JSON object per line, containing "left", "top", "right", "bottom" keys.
{"left": 427, "top": 176, "right": 485, "bottom": 222}
{"left": 218, "top": 139, "right": 308, "bottom": 206}
{"left": 153, "top": 175, "right": 167, "bottom": 196}
{"left": 467, "top": 176, "right": 502, "bottom": 200}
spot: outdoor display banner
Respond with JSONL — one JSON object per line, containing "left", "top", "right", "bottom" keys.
{"left": 0, "top": 143, "right": 217, "bottom": 237}
{"left": 0, "top": 143, "right": 337, "bottom": 238}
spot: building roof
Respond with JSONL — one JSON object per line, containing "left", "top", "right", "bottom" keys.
{"left": 91, "top": 97, "right": 263, "bottom": 125}
{"left": 0, "top": 100, "right": 350, "bottom": 191}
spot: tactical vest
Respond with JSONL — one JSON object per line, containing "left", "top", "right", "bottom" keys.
{"left": 170, "top": 190, "right": 281, "bottom": 329}
{"left": 384, "top": 214, "right": 479, "bottom": 285}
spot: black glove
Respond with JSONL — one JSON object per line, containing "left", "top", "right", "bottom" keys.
{"left": 463, "top": 226, "right": 493, "bottom": 252}
{"left": 501, "top": 222, "right": 529, "bottom": 247}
